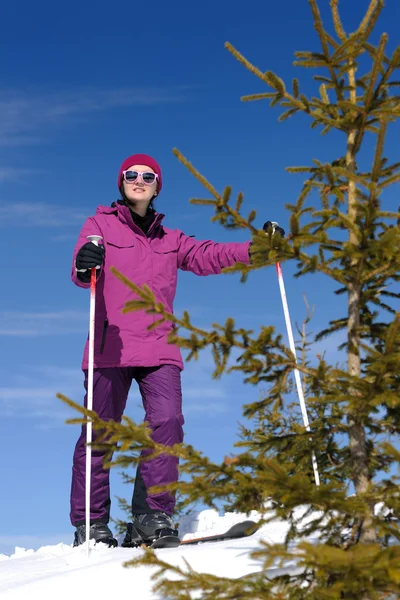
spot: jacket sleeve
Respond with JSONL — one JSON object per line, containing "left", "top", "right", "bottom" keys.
{"left": 71, "top": 216, "right": 104, "bottom": 289}
{"left": 176, "top": 231, "right": 251, "bottom": 276}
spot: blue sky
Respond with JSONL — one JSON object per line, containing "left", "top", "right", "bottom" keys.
{"left": 0, "top": 0, "right": 399, "bottom": 554}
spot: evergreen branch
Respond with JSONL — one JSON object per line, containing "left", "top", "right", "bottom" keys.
{"left": 331, "top": 33, "right": 364, "bottom": 63}
{"left": 278, "top": 108, "right": 299, "bottom": 122}
{"left": 363, "top": 41, "right": 390, "bottom": 68}
{"left": 226, "top": 41, "right": 319, "bottom": 116}
{"left": 264, "top": 71, "right": 286, "bottom": 95}
{"left": 324, "top": 32, "right": 340, "bottom": 51}
{"left": 319, "top": 83, "right": 329, "bottom": 104}
{"left": 229, "top": 32, "right": 394, "bottom": 140}
{"left": 358, "top": 0, "right": 384, "bottom": 40}
{"left": 353, "top": 34, "right": 389, "bottom": 155}
{"left": 330, "top": 0, "right": 347, "bottom": 42}
{"left": 172, "top": 148, "right": 221, "bottom": 201}
{"left": 173, "top": 148, "right": 264, "bottom": 236}
{"left": 364, "top": 34, "right": 388, "bottom": 111}
{"left": 380, "top": 173, "right": 400, "bottom": 189}
{"left": 360, "top": 263, "right": 394, "bottom": 284}
{"left": 371, "top": 118, "right": 387, "bottom": 182}
{"left": 241, "top": 92, "right": 275, "bottom": 102}
{"left": 293, "top": 77, "right": 300, "bottom": 98}
{"left": 225, "top": 42, "right": 283, "bottom": 90}
{"left": 369, "top": 46, "right": 400, "bottom": 115}
{"left": 308, "top": 0, "right": 344, "bottom": 102}
{"left": 293, "top": 59, "right": 331, "bottom": 69}
{"left": 313, "top": 75, "right": 336, "bottom": 86}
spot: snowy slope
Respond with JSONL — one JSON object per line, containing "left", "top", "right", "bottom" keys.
{"left": 0, "top": 509, "right": 300, "bottom": 599}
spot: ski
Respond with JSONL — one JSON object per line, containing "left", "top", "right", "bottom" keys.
{"left": 120, "top": 520, "right": 258, "bottom": 549}
{"left": 180, "top": 520, "right": 258, "bottom": 546}
{"left": 149, "top": 535, "right": 181, "bottom": 549}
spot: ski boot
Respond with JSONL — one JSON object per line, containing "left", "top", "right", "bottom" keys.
{"left": 121, "top": 512, "right": 179, "bottom": 547}
{"left": 73, "top": 523, "right": 118, "bottom": 548}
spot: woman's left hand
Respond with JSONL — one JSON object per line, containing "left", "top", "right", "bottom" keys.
{"left": 262, "top": 221, "right": 285, "bottom": 237}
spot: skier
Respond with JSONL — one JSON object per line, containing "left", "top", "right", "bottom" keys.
{"left": 70, "top": 153, "right": 284, "bottom": 547}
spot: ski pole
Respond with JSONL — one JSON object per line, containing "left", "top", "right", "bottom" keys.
{"left": 271, "top": 223, "right": 320, "bottom": 487}
{"left": 85, "top": 234, "right": 103, "bottom": 556}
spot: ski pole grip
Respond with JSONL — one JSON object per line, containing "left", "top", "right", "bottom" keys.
{"left": 87, "top": 234, "right": 103, "bottom": 246}
{"left": 87, "top": 235, "right": 103, "bottom": 270}
{"left": 270, "top": 221, "right": 279, "bottom": 234}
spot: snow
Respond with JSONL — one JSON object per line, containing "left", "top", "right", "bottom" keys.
{"left": 0, "top": 509, "right": 302, "bottom": 599}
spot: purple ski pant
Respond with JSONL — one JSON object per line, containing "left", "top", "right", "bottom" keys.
{"left": 70, "top": 365, "right": 184, "bottom": 526}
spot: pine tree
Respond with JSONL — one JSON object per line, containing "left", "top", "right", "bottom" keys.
{"left": 60, "top": 1, "right": 400, "bottom": 597}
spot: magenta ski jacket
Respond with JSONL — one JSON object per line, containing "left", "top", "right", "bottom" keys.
{"left": 72, "top": 202, "right": 251, "bottom": 371}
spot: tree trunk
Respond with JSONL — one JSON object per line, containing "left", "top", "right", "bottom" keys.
{"left": 346, "top": 65, "right": 377, "bottom": 547}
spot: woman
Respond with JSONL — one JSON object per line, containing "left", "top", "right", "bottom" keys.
{"left": 70, "top": 153, "right": 283, "bottom": 547}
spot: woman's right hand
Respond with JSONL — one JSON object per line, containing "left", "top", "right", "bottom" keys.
{"left": 76, "top": 242, "right": 105, "bottom": 270}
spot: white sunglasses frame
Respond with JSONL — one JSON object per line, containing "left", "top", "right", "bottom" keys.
{"left": 122, "top": 170, "right": 158, "bottom": 185}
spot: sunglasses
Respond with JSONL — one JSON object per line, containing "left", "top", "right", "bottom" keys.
{"left": 122, "top": 170, "right": 158, "bottom": 185}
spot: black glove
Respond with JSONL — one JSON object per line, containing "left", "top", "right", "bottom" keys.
{"left": 248, "top": 221, "right": 285, "bottom": 263}
{"left": 262, "top": 221, "right": 285, "bottom": 237}
{"left": 76, "top": 242, "right": 105, "bottom": 270}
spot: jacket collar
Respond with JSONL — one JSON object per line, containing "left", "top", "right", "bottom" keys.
{"left": 95, "top": 202, "right": 165, "bottom": 236}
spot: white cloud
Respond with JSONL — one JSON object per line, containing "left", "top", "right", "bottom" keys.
{"left": 179, "top": 350, "right": 236, "bottom": 414}
{"left": 0, "top": 310, "right": 88, "bottom": 335}
{"left": 0, "top": 349, "right": 238, "bottom": 426}
{"left": 0, "top": 167, "right": 42, "bottom": 182}
{"left": 0, "top": 390, "right": 76, "bottom": 421}
{"left": 51, "top": 233, "right": 80, "bottom": 242}
{"left": 0, "top": 365, "right": 82, "bottom": 424}
{"left": 0, "top": 86, "right": 190, "bottom": 147}
{"left": 32, "top": 365, "right": 83, "bottom": 380}
{"left": 184, "top": 386, "right": 227, "bottom": 400}
{"left": 0, "top": 387, "right": 63, "bottom": 401}
{"left": 0, "top": 201, "right": 88, "bottom": 228}
{"left": 184, "top": 401, "right": 228, "bottom": 414}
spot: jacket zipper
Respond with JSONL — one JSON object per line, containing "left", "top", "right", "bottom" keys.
{"left": 99, "top": 319, "right": 109, "bottom": 354}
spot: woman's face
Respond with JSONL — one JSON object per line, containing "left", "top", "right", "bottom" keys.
{"left": 122, "top": 164, "right": 158, "bottom": 207}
